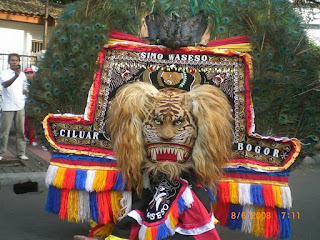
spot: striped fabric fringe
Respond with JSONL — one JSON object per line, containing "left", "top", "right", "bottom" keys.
{"left": 46, "top": 185, "right": 130, "bottom": 224}
{"left": 214, "top": 181, "right": 292, "bottom": 238}
{"left": 46, "top": 165, "right": 125, "bottom": 192}
{"left": 214, "top": 202, "right": 291, "bottom": 239}
{"left": 216, "top": 182, "right": 292, "bottom": 209}
{"left": 131, "top": 187, "right": 194, "bottom": 240}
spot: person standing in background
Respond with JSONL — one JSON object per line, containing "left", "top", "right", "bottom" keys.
{"left": 0, "top": 53, "right": 28, "bottom": 160}
{"left": 23, "top": 67, "right": 38, "bottom": 147}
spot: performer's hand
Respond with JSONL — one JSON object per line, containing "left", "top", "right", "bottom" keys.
{"left": 14, "top": 67, "right": 21, "bottom": 77}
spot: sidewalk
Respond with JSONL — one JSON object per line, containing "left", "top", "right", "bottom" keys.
{"left": 0, "top": 136, "right": 51, "bottom": 186}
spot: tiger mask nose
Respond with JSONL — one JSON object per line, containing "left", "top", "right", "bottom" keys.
{"left": 160, "top": 136, "right": 173, "bottom": 142}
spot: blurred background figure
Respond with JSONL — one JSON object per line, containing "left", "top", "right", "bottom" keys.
{"left": 0, "top": 53, "right": 28, "bottom": 160}
{"left": 23, "top": 66, "right": 38, "bottom": 147}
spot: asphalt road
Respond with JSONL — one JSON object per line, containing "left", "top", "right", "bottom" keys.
{"left": 0, "top": 164, "right": 319, "bottom": 240}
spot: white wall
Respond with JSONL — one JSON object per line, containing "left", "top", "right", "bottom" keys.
{"left": 0, "top": 20, "right": 55, "bottom": 54}
{"left": 298, "top": 7, "right": 320, "bottom": 45}
{"left": 0, "top": 20, "right": 55, "bottom": 70}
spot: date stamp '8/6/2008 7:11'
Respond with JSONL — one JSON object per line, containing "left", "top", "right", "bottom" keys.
{"left": 230, "top": 211, "right": 300, "bottom": 220}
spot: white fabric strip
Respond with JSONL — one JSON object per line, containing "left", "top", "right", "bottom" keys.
{"left": 164, "top": 216, "right": 175, "bottom": 235}
{"left": 45, "top": 165, "right": 58, "bottom": 186}
{"left": 281, "top": 186, "right": 292, "bottom": 209}
{"left": 175, "top": 214, "right": 215, "bottom": 235}
{"left": 241, "top": 205, "right": 254, "bottom": 233}
{"left": 78, "top": 190, "right": 90, "bottom": 222}
{"left": 83, "top": 85, "right": 93, "bottom": 121}
{"left": 128, "top": 210, "right": 143, "bottom": 225}
{"left": 138, "top": 224, "right": 147, "bottom": 240}
{"left": 85, "top": 170, "right": 96, "bottom": 192}
{"left": 238, "top": 183, "right": 252, "bottom": 205}
{"left": 181, "top": 186, "right": 194, "bottom": 208}
{"left": 118, "top": 191, "right": 132, "bottom": 220}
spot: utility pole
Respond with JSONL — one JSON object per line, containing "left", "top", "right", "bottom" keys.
{"left": 43, "top": 0, "right": 49, "bottom": 49}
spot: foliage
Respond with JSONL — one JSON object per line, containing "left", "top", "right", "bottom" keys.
{"left": 29, "top": 0, "right": 320, "bottom": 155}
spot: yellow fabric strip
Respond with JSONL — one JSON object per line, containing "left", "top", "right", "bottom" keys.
{"left": 93, "top": 170, "right": 107, "bottom": 191}
{"left": 107, "top": 38, "right": 141, "bottom": 45}
{"left": 54, "top": 167, "right": 66, "bottom": 188}
{"left": 229, "top": 182, "right": 239, "bottom": 204}
{"left": 111, "top": 191, "right": 123, "bottom": 223}
{"left": 67, "top": 189, "right": 79, "bottom": 222}
{"left": 211, "top": 43, "right": 252, "bottom": 52}
{"left": 219, "top": 178, "right": 288, "bottom": 187}
{"left": 251, "top": 206, "right": 265, "bottom": 237}
{"left": 272, "top": 185, "right": 283, "bottom": 208}
{"left": 93, "top": 222, "right": 114, "bottom": 238}
{"left": 107, "top": 39, "right": 252, "bottom": 52}
{"left": 169, "top": 212, "right": 177, "bottom": 229}
{"left": 50, "top": 162, "right": 119, "bottom": 171}
{"left": 145, "top": 227, "right": 153, "bottom": 240}
{"left": 105, "top": 235, "right": 128, "bottom": 240}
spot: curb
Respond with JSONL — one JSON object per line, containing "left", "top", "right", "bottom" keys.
{"left": 0, "top": 172, "right": 46, "bottom": 186}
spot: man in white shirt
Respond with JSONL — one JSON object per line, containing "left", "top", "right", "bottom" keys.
{"left": 0, "top": 53, "right": 28, "bottom": 160}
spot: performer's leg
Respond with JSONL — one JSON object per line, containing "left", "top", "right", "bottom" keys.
{"left": 24, "top": 115, "right": 29, "bottom": 139}
{"left": 14, "top": 108, "right": 26, "bottom": 157}
{"left": 0, "top": 111, "right": 15, "bottom": 156}
{"left": 28, "top": 116, "right": 37, "bottom": 144}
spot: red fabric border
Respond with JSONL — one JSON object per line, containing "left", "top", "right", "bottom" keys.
{"left": 54, "top": 142, "right": 114, "bottom": 155}
{"left": 50, "top": 158, "right": 118, "bottom": 168}
{"left": 106, "top": 44, "right": 239, "bottom": 57}
{"left": 223, "top": 173, "right": 289, "bottom": 183}
{"left": 109, "top": 30, "right": 146, "bottom": 43}
{"left": 207, "top": 36, "right": 250, "bottom": 47}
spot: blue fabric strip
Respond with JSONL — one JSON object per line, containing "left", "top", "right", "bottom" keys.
{"left": 228, "top": 204, "right": 243, "bottom": 230}
{"left": 157, "top": 221, "right": 171, "bottom": 240}
{"left": 51, "top": 152, "right": 116, "bottom": 163}
{"left": 250, "top": 184, "right": 265, "bottom": 206}
{"left": 277, "top": 208, "right": 291, "bottom": 239}
{"left": 224, "top": 166, "right": 290, "bottom": 176}
{"left": 113, "top": 172, "right": 124, "bottom": 190}
{"left": 177, "top": 196, "right": 188, "bottom": 214}
{"left": 46, "top": 186, "right": 61, "bottom": 215}
{"left": 75, "top": 169, "right": 87, "bottom": 190}
{"left": 89, "top": 192, "right": 99, "bottom": 222}
{"left": 206, "top": 187, "right": 216, "bottom": 203}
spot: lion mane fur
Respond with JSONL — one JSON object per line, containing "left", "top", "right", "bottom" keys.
{"left": 108, "top": 81, "right": 233, "bottom": 195}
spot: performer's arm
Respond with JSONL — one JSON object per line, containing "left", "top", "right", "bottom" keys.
{"left": 1, "top": 69, "right": 20, "bottom": 88}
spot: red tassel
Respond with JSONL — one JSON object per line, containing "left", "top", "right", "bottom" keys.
{"left": 105, "top": 171, "right": 117, "bottom": 190}
{"left": 217, "top": 182, "right": 230, "bottom": 204}
{"left": 89, "top": 224, "right": 104, "bottom": 237}
{"left": 129, "top": 222, "right": 140, "bottom": 240}
{"left": 59, "top": 189, "right": 69, "bottom": 220}
{"left": 97, "top": 192, "right": 110, "bottom": 224}
{"left": 214, "top": 201, "right": 230, "bottom": 226}
{"left": 151, "top": 226, "right": 158, "bottom": 239}
{"left": 62, "top": 168, "right": 76, "bottom": 190}
{"left": 263, "top": 185, "right": 275, "bottom": 207}
{"left": 171, "top": 201, "right": 179, "bottom": 220}
{"left": 264, "top": 207, "right": 280, "bottom": 238}
{"left": 106, "top": 191, "right": 113, "bottom": 222}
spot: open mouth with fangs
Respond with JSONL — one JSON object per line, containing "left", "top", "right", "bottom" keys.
{"left": 145, "top": 143, "right": 191, "bottom": 163}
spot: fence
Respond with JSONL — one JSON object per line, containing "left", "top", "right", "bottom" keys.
{"left": 0, "top": 53, "right": 38, "bottom": 71}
